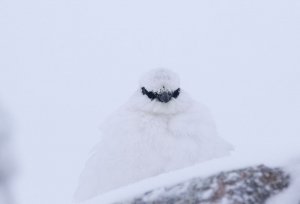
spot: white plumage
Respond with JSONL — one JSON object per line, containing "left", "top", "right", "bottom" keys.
{"left": 75, "top": 68, "right": 233, "bottom": 202}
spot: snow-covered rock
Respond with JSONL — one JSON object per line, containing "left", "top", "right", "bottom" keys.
{"left": 266, "top": 158, "right": 300, "bottom": 204}
{"left": 116, "top": 165, "right": 289, "bottom": 204}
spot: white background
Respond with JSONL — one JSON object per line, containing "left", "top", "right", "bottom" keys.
{"left": 0, "top": 0, "right": 300, "bottom": 203}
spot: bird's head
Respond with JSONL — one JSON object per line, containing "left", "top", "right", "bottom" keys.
{"left": 140, "top": 68, "right": 181, "bottom": 104}
{"left": 129, "top": 68, "right": 192, "bottom": 115}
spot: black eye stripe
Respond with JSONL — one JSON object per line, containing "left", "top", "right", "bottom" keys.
{"left": 173, "top": 88, "right": 180, "bottom": 98}
{"left": 141, "top": 87, "right": 180, "bottom": 100}
{"left": 141, "top": 87, "right": 156, "bottom": 100}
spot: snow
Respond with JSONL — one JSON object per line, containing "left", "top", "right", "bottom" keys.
{"left": 0, "top": 0, "right": 300, "bottom": 204}
{"left": 81, "top": 156, "right": 289, "bottom": 204}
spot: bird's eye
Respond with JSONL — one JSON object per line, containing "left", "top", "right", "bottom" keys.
{"left": 147, "top": 91, "right": 156, "bottom": 99}
{"left": 141, "top": 87, "right": 156, "bottom": 100}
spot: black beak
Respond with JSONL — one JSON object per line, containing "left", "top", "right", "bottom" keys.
{"left": 157, "top": 92, "right": 172, "bottom": 103}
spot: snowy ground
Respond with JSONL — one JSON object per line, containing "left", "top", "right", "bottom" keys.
{"left": 0, "top": 0, "right": 300, "bottom": 204}
{"left": 81, "top": 156, "right": 293, "bottom": 204}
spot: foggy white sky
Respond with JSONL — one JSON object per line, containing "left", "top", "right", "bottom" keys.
{"left": 0, "top": 0, "right": 300, "bottom": 204}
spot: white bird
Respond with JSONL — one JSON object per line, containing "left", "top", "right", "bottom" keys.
{"left": 74, "top": 68, "right": 233, "bottom": 202}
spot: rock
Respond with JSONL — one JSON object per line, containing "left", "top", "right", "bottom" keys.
{"left": 116, "top": 165, "right": 290, "bottom": 204}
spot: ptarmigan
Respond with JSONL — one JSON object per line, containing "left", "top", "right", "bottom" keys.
{"left": 75, "top": 68, "right": 233, "bottom": 202}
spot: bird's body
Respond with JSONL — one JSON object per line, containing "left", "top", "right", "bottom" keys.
{"left": 75, "top": 69, "right": 233, "bottom": 202}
